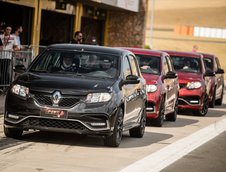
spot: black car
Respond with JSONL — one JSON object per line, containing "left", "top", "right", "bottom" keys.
{"left": 4, "top": 44, "right": 147, "bottom": 147}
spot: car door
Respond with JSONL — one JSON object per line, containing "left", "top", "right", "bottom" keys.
{"left": 122, "top": 54, "right": 143, "bottom": 126}
{"left": 163, "top": 55, "right": 177, "bottom": 114}
{"left": 214, "top": 57, "right": 224, "bottom": 99}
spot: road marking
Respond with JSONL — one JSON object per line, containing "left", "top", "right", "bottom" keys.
{"left": 119, "top": 117, "right": 226, "bottom": 172}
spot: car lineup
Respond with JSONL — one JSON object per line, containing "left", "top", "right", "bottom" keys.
{"left": 3, "top": 44, "right": 225, "bottom": 146}
{"left": 201, "top": 53, "right": 225, "bottom": 107}
{"left": 164, "top": 51, "right": 214, "bottom": 116}
{"left": 120, "top": 48, "right": 179, "bottom": 127}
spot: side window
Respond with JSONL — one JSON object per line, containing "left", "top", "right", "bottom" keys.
{"left": 122, "top": 56, "right": 132, "bottom": 79}
{"left": 128, "top": 55, "right": 139, "bottom": 76}
{"left": 215, "top": 57, "right": 221, "bottom": 70}
{"left": 166, "top": 56, "right": 173, "bottom": 71}
{"left": 163, "top": 56, "right": 170, "bottom": 74}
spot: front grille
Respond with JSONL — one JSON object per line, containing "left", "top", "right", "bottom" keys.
{"left": 179, "top": 96, "right": 200, "bottom": 105}
{"left": 179, "top": 83, "right": 187, "bottom": 89}
{"left": 21, "top": 118, "right": 86, "bottom": 130}
{"left": 59, "top": 98, "right": 81, "bottom": 107}
{"left": 34, "top": 95, "right": 52, "bottom": 106}
{"left": 146, "top": 102, "right": 155, "bottom": 112}
{"left": 34, "top": 94, "right": 85, "bottom": 108}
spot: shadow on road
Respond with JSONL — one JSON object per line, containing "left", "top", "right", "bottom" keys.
{"left": 0, "top": 137, "right": 28, "bottom": 151}
{"left": 163, "top": 116, "right": 199, "bottom": 128}
{"left": 4, "top": 130, "right": 173, "bottom": 149}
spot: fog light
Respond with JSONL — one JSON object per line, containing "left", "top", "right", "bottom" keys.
{"left": 90, "top": 122, "right": 106, "bottom": 127}
{"left": 146, "top": 107, "right": 154, "bottom": 111}
{"left": 8, "top": 114, "right": 19, "bottom": 119}
{"left": 190, "top": 100, "right": 199, "bottom": 104}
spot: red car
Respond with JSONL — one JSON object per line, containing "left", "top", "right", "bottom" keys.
{"left": 202, "top": 53, "right": 225, "bottom": 107}
{"left": 165, "top": 51, "right": 214, "bottom": 116}
{"left": 121, "top": 48, "right": 179, "bottom": 127}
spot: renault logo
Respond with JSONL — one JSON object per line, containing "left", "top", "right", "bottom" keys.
{"left": 52, "top": 91, "right": 62, "bottom": 106}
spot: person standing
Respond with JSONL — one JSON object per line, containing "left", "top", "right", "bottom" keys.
{"left": 192, "top": 44, "right": 198, "bottom": 52}
{"left": 0, "top": 24, "right": 18, "bottom": 89}
{"left": 13, "top": 25, "right": 23, "bottom": 50}
{"left": 70, "top": 31, "right": 83, "bottom": 44}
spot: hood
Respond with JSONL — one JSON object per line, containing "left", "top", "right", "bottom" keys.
{"left": 142, "top": 73, "right": 160, "bottom": 85}
{"left": 177, "top": 72, "right": 202, "bottom": 84}
{"left": 16, "top": 73, "right": 115, "bottom": 95}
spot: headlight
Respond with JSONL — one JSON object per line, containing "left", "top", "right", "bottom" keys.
{"left": 186, "top": 82, "right": 202, "bottom": 89}
{"left": 11, "top": 84, "right": 29, "bottom": 97}
{"left": 146, "top": 84, "right": 158, "bottom": 93}
{"left": 86, "top": 93, "right": 112, "bottom": 103}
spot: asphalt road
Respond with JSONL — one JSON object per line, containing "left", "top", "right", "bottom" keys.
{"left": 161, "top": 130, "right": 226, "bottom": 172}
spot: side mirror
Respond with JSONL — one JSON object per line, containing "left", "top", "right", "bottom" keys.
{"left": 164, "top": 71, "right": 177, "bottom": 79}
{"left": 204, "top": 70, "right": 215, "bottom": 77}
{"left": 14, "top": 65, "right": 26, "bottom": 73}
{"left": 121, "top": 75, "right": 140, "bottom": 86}
{"left": 216, "top": 68, "right": 224, "bottom": 74}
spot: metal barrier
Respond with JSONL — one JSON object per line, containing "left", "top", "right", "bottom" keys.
{"left": 0, "top": 48, "right": 33, "bottom": 93}
{"left": 0, "top": 45, "right": 47, "bottom": 93}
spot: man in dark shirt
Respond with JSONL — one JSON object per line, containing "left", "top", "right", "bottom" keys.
{"left": 70, "top": 31, "right": 83, "bottom": 44}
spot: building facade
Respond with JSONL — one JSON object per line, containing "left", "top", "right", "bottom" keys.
{"left": 0, "top": 0, "right": 151, "bottom": 49}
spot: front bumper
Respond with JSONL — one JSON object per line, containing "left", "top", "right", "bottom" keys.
{"left": 178, "top": 87, "right": 205, "bottom": 110}
{"left": 146, "top": 92, "right": 161, "bottom": 119}
{"left": 4, "top": 92, "right": 117, "bottom": 136}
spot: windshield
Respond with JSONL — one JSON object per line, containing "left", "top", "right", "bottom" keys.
{"left": 171, "top": 56, "right": 201, "bottom": 73}
{"left": 203, "top": 58, "right": 213, "bottom": 71}
{"left": 29, "top": 50, "right": 119, "bottom": 79}
{"left": 136, "top": 54, "right": 160, "bottom": 75}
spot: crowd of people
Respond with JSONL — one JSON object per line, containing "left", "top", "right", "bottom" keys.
{"left": 0, "top": 21, "right": 97, "bottom": 90}
{"left": 0, "top": 24, "right": 23, "bottom": 90}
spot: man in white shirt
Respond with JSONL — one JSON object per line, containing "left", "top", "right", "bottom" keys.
{"left": 12, "top": 25, "right": 23, "bottom": 50}
{"left": 0, "top": 25, "right": 18, "bottom": 90}
{"left": 0, "top": 25, "right": 18, "bottom": 51}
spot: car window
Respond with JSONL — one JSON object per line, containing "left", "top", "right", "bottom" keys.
{"left": 203, "top": 58, "right": 213, "bottom": 71}
{"left": 128, "top": 55, "right": 139, "bottom": 76}
{"left": 29, "top": 50, "right": 119, "bottom": 79}
{"left": 122, "top": 56, "right": 132, "bottom": 79}
{"left": 166, "top": 55, "right": 174, "bottom": 72}
{"left": 171, "top": 56, "right": 201, "bottom": 73}
{"left": 215, "top": 57, "right": 221, "bottom": 70}
{"left": 163, "top": 56, "right": 170, "bottom": 74}
{"left": 136, "top": 54, "right": 160, "bottom": 75}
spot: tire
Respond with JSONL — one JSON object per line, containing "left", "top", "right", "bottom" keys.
{"left": 150, "top": 98, "right": 165, "bottom": 127}
{"left": 194, "top": 94, "right": 209, "bottom": 116}
{"left": 215, "top": 88, "right": 224, "bottom": 105}
{"left": 4, "top": 126, "right": 23, "bottom": 139}
{"left": 166, "top": 98, "right": 178, "bottom": 121}
{"left": 209, "top": 88, "right": 216, "bottom": 108}
{"left": 104, "top": 108, "right": 124, "bottom": 147}
{"left": 129, "top": 109, "right": 146, "bottom": 138}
